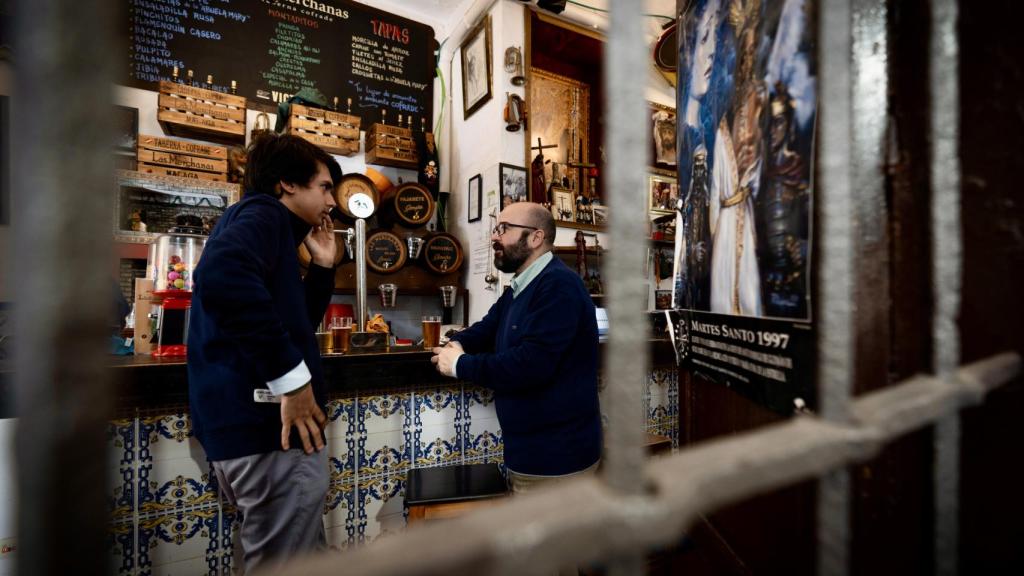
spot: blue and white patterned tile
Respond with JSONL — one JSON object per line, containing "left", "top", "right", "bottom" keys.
{"left": 359, "top": 430, "right": 409, "bottom": 480}
{"left": 217, "top": 506, "right": 240, "bottom": 576}
{"left": 136, "top": 508, "right": 219, "bottom": 576}
{"left": 413, "top": 385, "right": 461, "bottom": 430}
{"left": 325, "top": 398, "right": 356, "bottom": 485}
{"left": 414, "top": 423, "right": 461, "bottom": 469}
{"left": 108, "top": 418, "right": 136, "bottom": 521}
{"left": 323, "top": 482, "right": 356, "bottom": 550}
{"left": 137, "top": 459, "right": 217, "bottom": 519}
{"left": 356, "top": 475, "right": 405, "bottom": 544}
{"left": 140, "top": 413, "right": 204, "bottom": 464}
{"left": 463, "top": 417, "right": 502, "bottom": 463}
{"left": 358, "top": 392, "right": 410, "bottom": 435}
{"left": 107, "top": 520, "right": 135, "bottom": 576}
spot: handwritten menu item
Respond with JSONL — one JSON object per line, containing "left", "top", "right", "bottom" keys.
{"left": 125, "top": 0, "right": 435, "bottom": 130}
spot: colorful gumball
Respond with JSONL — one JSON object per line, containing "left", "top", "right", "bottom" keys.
{"left": 168, "top": 271, "right": 180, "bottom": 282}
{"left": 173, "top": 278, "right": 185, "bottom": 289}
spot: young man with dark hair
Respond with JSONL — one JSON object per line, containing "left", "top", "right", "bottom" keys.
{"left": 187, "top": 133, "right": 339, "bottom": 573}
{"left": 431, "top": 202, "right": 602, "bottom": 492}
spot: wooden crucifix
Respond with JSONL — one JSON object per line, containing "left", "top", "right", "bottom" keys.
{"left": 530, "top": 137, "right": 559, "bottom": 203}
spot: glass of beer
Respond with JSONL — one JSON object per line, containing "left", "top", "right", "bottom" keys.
{"left": 422, "top": 315, "right": 442, "bottom": 349}
{"left": 331, "top": 316, "right": 353, "bottom": 353}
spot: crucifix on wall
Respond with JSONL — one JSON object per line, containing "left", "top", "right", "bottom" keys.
{"left": 530, "top": 136, "right": 558, "bottom": 203}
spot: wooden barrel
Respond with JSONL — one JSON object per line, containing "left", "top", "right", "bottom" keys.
{"left": 365, "top": 229, "right": 407, "bottom": 273}
{"left": 379, "top": 182, "right": 435, "bottom": 228}
{"left": 297, "top": 230, "right": 347, "bottom": 269}
{"left": 422, "top": 232, "right": 464, "bottom": 274}
{"left": 335, "top": 173, "right": 379, "bottom": 221}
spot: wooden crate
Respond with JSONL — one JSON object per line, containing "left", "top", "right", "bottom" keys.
{"left": 156, "top": 80, "right": 246, "bottom": 145}
{"left": 137, "top": 134, "right": 229, "bottom": 181}
{"left": 365, "top": 123, "right": 419, "bottom": 169}
{"left": 285, "top": 103, "right": 360, "bottom": 156}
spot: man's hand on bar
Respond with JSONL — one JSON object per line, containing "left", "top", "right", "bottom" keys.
{"left": 280, "top": 383, "right": 327, "bottom": 454}
{"left": 431, "top": 343, "right": 462, "bottom": 377}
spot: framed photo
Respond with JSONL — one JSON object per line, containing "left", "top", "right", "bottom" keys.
{"left": 654, "top": 289, "right": 673, "bottom": 311}
{"left": 551, "top": 187, "right": 574, "bottom": 223}
{"left": 467, "top": 174, "right": 482, "bottom": 222}
{"left": 499, "top": 163, "right": 527, "bottom": 209}
{"left": 460, "top": 15, "right": 493, "bottom": 120}
{"left": 650, "top": 102, "right": 677, "bottom": 171}
{"left": 648, "top": 171, "right": 679, "bottom": 213}
{"left": 114, "top": 105, "right": 139, "bottom": 153}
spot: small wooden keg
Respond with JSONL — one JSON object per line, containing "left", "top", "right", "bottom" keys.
{"left": 335, "top": 173, "right": 379, "bottom": 221}
{"left": 365, "top": 229, "right": 408, "bottom": 273}
{"left": 379, "top": 182, "right": 435, "bottom": 228}
{"left": 422, "top": 232, "right": 464, "bottom": 274}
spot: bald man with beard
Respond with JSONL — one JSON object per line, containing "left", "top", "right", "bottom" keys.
{"left": 431, "top": 202, "right": 602, "bottom": 492}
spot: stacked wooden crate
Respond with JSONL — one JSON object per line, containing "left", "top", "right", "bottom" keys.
{"left": 136, "top": 135, "right": 229, "bottom": 182}
{"left": 285, "top": 103, "right": 360, "bottom": 156}
{"left": 365, "top": 122, "right": 419, "bottom": 169}
{"left": 156, "top": 80, "right": 246, "bottom": 145}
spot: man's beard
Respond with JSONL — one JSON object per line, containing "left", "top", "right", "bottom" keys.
{"left": 494, "top": 234, "right": 531, "bottom": 273}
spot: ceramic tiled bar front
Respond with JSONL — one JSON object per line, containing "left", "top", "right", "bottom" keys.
{"left": 106, "top": 365, "right": 677, "bottom": 575}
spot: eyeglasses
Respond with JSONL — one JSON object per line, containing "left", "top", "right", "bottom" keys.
{"left": 492, "top": 222, "right": 538, "bottom": 237}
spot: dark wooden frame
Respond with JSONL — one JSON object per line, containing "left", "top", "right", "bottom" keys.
{"left": 460, "top": 15, "right": 493, "bottom": 120}
{"left": 467, "top": 173, "right": 482, "bottom": 222}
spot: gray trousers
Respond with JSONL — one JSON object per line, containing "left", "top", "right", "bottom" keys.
{"left": 212, "top": 448, "right": 329, "bottom": 575}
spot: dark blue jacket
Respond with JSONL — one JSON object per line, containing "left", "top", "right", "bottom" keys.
{"left": 187, "top": 194, "right": 334, "bottom": 461}
{"left": 451, "top": 257, "right": 601, "bottom": 475}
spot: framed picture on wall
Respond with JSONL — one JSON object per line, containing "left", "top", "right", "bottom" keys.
{"left": 114, "top": 105, "right": 139, "bottom": 153}
{"left": 654, "top": 289, "right": 673, "bottom": 311}
{"left": 460, "top": 15, "right": 493, "bottom": 120}
{"left": 650, "top": 102, "right": 677, "bottom": 171}
{"left": 551, "top": 187, "right": 574, "bottom": 223}
{"left": 499, "top": 163, "right": 527, "bottom": 209}
{"left": 467, "top": 174, "right": 482, "bottom": 222}
{"left": 648, "top": 171, "right": 679, "bottom": 213}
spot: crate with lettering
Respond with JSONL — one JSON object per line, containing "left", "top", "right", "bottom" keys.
{"left": 156, "top": 80, "right": 246, "bottom": 145}
{"left": 365, "top": 123, "right": 419, "bottom": 170}
{"left": 136, "top": 134, "right": 229, "bottom": 182}
{"left": 285, "top": 103, "right": 361, "bottom": 156}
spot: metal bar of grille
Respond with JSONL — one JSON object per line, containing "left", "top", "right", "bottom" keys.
{"left": 929, "top": 0, "right": 962, "bottom": 573}
{"left": 817, "top": 0, "right": 855, "bottom": 573}
{"left": 277, "top": 352, "right": 1019, "bottom": 576}
{"left": 603, "top": 1, "right": 649, "bottom": 574}
{"left": 11, "top": 0, "right": 117, "bottom": 574}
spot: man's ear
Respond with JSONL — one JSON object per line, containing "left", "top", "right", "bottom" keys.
{"left": 278, "top": 181, "right": 292, "bottom": 196}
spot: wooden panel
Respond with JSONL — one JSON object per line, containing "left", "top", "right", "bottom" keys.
{"left": 287, "top": 115, "right": 360, "bottom": 139}
{"left": 157, "top": 93, "right": 245, "bottom": 122}
{"left": 157, "top": 109, "right": 245, "bottom": 142}
{"left": 288, "top": 129, "right": 360, "bottom": 156}
{"left": 958, "top": 1, "right": 1024, "bottom": 572}
{"left": 158, "top": 80, "right": 246, "bottom": 107}
{"left": 137, "top": 149, "right": 228, "bottom": 173}
{"left": 137, "top": 162, "right": 227, "bottom": 182}
{"left": 137, "top": 135, "right": 228, "bottom": 160}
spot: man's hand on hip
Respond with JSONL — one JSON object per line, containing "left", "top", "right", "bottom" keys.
{"left": 280, "top": 383, "right": 326, "bottom": 453}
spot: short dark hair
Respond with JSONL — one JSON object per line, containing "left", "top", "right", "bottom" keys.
{"left": 243, "top": 133, "right": 342, "bottom": 197}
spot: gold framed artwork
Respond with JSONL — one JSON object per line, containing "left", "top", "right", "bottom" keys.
{"left": 460, "top": 15, "right": 493, "bottom": 120}
{"left": 551, "top": 187, "right": 574, "bottom": 223}
{"left": 648, "top": 171, "right": 679, "bottom": 213}
{"left": 650, "top": 101, "right": 677, "bottom": 172}
{"left": 528, "top": 68, "right": 590, "bottom": 201}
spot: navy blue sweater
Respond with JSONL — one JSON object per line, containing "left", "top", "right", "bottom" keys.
{"left": 187, "top": 194, "right": 334, "bottom": 461}
{"left": 451, "top": 257, "right": 601, "bottom": 475}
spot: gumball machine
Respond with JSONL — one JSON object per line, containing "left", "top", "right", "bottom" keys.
{"left": 149, "top": 217, "right": 207, "bottom": 356}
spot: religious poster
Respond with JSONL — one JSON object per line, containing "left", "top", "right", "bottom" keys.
{"left": 671, "top": 0, "right": 816, "bottom": 413}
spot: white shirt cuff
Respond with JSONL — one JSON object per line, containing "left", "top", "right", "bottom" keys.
{"left": 267, "top": 361, "right": 312, "bottom": 396}
{"left": 451, "top": 352, "right": 464, "bottom": 378}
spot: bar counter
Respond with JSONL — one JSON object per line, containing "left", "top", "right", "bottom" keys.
{"left": 111, "top": 347, "right": 450, "bottom": 411}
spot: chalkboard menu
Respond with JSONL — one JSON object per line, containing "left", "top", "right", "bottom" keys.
{"left": 125, "top": 0, "right": 436, "bottom": 129}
